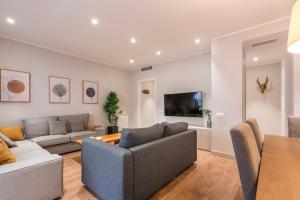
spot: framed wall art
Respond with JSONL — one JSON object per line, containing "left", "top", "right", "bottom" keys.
{"left": 0, "top": 69, "right": 31, "bottom": 102}
{"left": 49, "top": 76, "right": 70, "bottom": 104}
{"left": 83, "top": 80, "right": 98, "bottom": 104}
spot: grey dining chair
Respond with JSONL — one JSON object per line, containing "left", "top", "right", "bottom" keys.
{"left": 230, "top": 123, "right": 261, "bottom": 200}
{"left": 246, "top": 118, "right": 264, "bottom": 155}
{"left": 288, "top": 116, "right": 300, "bottom": 137}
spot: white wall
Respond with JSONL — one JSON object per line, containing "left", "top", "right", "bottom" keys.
{"left": 281, "top": 53, "right": 294, "bottom": 135}
{"left": 0, "top": 38, "right": 132, "bottom": 126}
{"left": 130, "top": 53, "right": 211, "bottom": 128}
{"left": 246, "top": 63, "right": 281, "bottom": 135}
{"left": 141, "top": 80, "right": 156, "bottom": 127}
{"left": 211, "top": 18, "right": 289, "bottom": 155}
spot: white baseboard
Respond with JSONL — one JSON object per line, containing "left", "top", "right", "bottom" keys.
{"left": 210, "top": 150, "right": 235, "bottom": 160}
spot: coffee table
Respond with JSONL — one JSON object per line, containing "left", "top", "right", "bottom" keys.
{"left": 75, "top": 133, "right": 121, "bottom": 145}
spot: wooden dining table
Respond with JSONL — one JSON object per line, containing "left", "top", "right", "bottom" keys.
{"left": 256, "top": 135, "right": 300, "bottom": 200}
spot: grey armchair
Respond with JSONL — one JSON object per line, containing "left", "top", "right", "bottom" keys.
{"left": 230, "top": 123, "right": 261, "bottom": 200}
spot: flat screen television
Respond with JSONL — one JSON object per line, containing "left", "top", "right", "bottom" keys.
{"left": 164, "top": 91, "right": 203, "bottom": 117}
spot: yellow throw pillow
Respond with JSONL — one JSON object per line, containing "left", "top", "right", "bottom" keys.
{"left": 0, "top": 140, "right": 16, "bottom": 165}
{"left": 0, "top": 126, "right": 24, "bottom": 141}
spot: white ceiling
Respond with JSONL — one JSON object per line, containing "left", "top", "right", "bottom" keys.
{"left": 0, "top": 0, "right": 296, "bottom": 70}
{"left": 244, "top": 31, "right": 288, "bottom": 67}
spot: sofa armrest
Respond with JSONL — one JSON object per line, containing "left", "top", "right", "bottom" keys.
{"left": 94, "top": 126, "right": 106, "bottom": 135}
{"left": 0, "top": 155, "right": 63, "bottom": 200}
{"left": 82, "top": 138, "right": 133, "bottom": 200}
{"left": 129, "top": 130, "right": 197, "bottom": 200}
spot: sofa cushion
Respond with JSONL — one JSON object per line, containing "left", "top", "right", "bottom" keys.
{"left": 24, "top": 117, "right": 57, "bottom": 139}
{"left": 0, "top": 140, "right": 16, "bottom": 165}
{"left": 164, "top": 122, "right": 188, "bottom": 137}
{"left": 0, "top": 133, "right": 17, "bottom": 148}
{"left": 30, "top": 134, "right": 70, "bottom": 148}
{"left": 14, "top": 149, "right": 50, "bottom": 162}
{"left": 49, "top": 120, "right": 67, "bottom": 135}
{"left": 11, "top": 140, "right": 42, "bottom": 155}
{"left": 119, "top": 123, "right": 165, "bottom": 149}
{"left": 68, "top": 131, "right": 97, "bottom": 142}
{"left": 0, "top": 126, "right": 24, "bottom": 141}
{"left": 69, "top": 119, "right": 84, "bottom": 132}
{"left": 58, "top": 114, "right": 89, "bottom": 132}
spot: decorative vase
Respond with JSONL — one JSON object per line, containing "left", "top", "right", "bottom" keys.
{"left": 207, "top": 117, "right": 212, "bottom": 128}
{"left": 107, "top": 126, "right": 118, "bottom": 134}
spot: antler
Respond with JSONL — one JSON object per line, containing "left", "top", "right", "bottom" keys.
{"left": 256, "top": 78, "right": 261, "bottom": 86}
{"left": 265, "top": 76, "right": 269, "bottom": 85}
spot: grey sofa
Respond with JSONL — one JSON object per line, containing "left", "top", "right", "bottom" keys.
{"left": 82, "top": 122, "right": 197, "bottom": 200}
{"left": 0, "top": 140, "right": 63, "bottom": 200}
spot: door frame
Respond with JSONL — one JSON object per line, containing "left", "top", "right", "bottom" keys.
{"left": 137, "top": 78, "right": 157, "bottom": 128}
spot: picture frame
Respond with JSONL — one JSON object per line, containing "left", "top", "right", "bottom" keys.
{"left": 49, "top": 76, "right": 70, "bottom": 104}
{"left": 0, "top": 68, "right": 31, "bottom": 103}
{"left": 82, "top": 80, "right": 98, "bottom": 104}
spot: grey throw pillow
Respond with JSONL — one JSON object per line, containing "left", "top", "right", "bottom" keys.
{"left": 0, "top": 133, "right": 17, "bottom": 148}
{"left": 49, "top": 121, "right": 67, "bottom": 135}
{"left": 69, "top": 119, "right": 84, "bottom": 132}
{"left": 164, "top": 122, "right": 188, "bottom": 137}
{"left": 119, "top": 123, "right": 165, "bottom": 149}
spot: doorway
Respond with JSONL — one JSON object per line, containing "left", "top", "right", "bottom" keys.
{"left": 242, "top": 31, "right": 291, "bottom": 136}
{"left": 137, "top": 79, "right": 156, "bottom": 128}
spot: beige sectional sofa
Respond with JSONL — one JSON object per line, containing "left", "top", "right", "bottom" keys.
{"left": 23, "top": 113, "right": 104, "bottom": 154}
{"left": 0, "top": 140, "right": 63, "bottom": 200}
{"left": 0, "top": 113, "right": 104, "bottom": 200}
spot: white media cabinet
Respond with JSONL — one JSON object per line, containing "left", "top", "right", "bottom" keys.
{"left": 188, "top": 125, "right": 211, "bottom": 151}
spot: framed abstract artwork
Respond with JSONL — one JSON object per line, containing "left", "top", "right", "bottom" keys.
{"left": 0, "top": 69, "right": 31, "bottom": 102}
{"left": 83, "top": 80, "right": 98, "bottom": 104}
{"left": 49, "top": 76, "right": 70, "bottom": 104}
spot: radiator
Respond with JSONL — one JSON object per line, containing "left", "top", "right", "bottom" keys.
{"left": 118, "top": 116, "right": 129, "bottom": 131}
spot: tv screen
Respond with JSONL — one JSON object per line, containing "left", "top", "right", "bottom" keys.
{"left": 164, "top": 91, "right": 203, "bottom": 117}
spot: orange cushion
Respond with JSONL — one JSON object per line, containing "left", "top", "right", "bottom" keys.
{"left": 0, "top": 126, "right": 24, "bottom": 141}
{"left": 0, "top": 140, "right": 16, "bottom": 165}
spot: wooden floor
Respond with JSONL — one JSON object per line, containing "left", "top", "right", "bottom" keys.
{"left": 62, "top": 150, "right": 243, "bottom": 200}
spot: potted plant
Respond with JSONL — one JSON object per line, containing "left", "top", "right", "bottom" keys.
{"left": 202, "top": 108, "right": 212, "bottom": 128}
{"left": 103, "top": 91, "right": 122, "bottom": 134}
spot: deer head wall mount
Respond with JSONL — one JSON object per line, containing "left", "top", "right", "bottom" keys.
{"left": 256, "top": 76, "right": 269, "bottom": 94}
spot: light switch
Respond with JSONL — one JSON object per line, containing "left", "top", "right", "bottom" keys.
{"left": 216, "top": 113, "right": 225, "bottom": 118}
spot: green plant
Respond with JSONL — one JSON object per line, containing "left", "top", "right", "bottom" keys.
{"left": 202, "top": 108, "right": 212, "bottom": 128}
{"left": 103, "top": 91, "right": 122, "bottom": 126}
{"left": 202, "top": 108, "right": 211, "bottom": 118}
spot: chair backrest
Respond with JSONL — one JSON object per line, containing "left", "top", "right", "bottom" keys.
{"left": 230, "top": 123, "right": 261, "bottom": 200}
{"left": 246, "top": 118, "right": 264, "bottom": 154}
{"left": 288, "top": 116, "right": 300, "bottom": 137}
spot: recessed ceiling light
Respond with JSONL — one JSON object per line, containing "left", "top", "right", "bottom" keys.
{"left": 156, "top": 51, "right": 161, "bottom": 55}
{"left": 6, "top": 17, "right": 15, "bottom": 25}
{"left": 130, "top": 37, "right": 137, "bottom": 44}
{"left": 129, "top": 59, "right": 134, "bottom": 64}
{"left": 91, "top": 18, "right": 98, "bottom": 26}
{"left": 194, "top": 38, "right": 201, "bottom": 44}
{"left": 253, "top": 57, "right": 259, "bottom": 62}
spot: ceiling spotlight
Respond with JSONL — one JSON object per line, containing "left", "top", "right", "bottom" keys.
{"left": 194, "top": 38, "right": 201, "bottom": 44}
{"left": 156, "top": 51, "right": 161, "bottom": 55}
{"left": 91, "top": 18, "right": 98, "bottom": 25}
{"left": 253, "top": 57, "right": 259, "bottom": 62}
{"left": 129, "top": 59, "right": 134, "bottom": 64}
{"left": 6, "top": 17, "right": 15, "bottom": 25}
{"left": 130, "top": 37, "right": 137, "bottom": 44}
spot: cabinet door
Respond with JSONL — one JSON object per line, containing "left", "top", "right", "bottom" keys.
{"left": 197, "top": 129, "right": 211, "bottom": 151}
